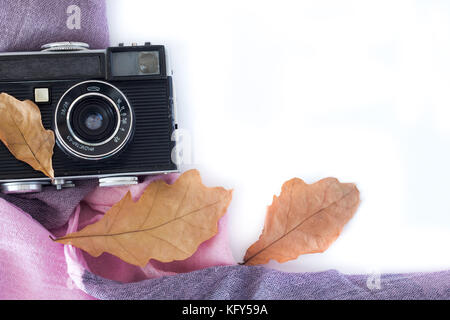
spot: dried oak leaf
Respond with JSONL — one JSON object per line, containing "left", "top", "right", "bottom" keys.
{"left": 54, "top": 169, "right": 233, "bottom": 267}
{"left": 243, "top": 177, "right": 360, "bottom": 265}
{"left": 0, "top": 93, "right": 55, "bottom": 178}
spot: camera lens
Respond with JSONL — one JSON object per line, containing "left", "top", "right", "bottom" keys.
{"left": 55, "top": 81, "right": 134, "bottom": 161}
{"left": 69, "top": 94, "right": 119, "bottom": 145}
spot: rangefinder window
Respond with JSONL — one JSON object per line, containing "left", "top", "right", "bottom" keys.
{"left": 111, "top": 51, "right": 160, "bottom": 76}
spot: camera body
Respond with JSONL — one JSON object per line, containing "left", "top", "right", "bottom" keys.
{"left": 0, "top": 42, "right": 178, "bottom": 193}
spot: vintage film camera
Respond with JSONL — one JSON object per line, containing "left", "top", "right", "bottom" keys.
{"left": 0, "top": 42, "right": 178, "bottom": 193}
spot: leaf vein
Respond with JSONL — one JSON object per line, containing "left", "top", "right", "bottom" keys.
{"left": 58, "top": 199, "right": 222, "bottom": 241}
{"left": 244, "top": 186, "right": 356, "bottom": 264}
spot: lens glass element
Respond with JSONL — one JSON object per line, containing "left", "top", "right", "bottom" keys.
{"left": 84, "top": 112, "right": 103, "bottom": 131}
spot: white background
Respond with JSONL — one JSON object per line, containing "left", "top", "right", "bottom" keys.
{"left": 107, "top": 0, "right": 450, "bottom": 274}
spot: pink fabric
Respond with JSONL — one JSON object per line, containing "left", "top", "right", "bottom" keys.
{"left": 0, "top": 174, "right": 236, "bottom": 299}
{"left": 0, "top": 198, "right": 93, "bottom": 299}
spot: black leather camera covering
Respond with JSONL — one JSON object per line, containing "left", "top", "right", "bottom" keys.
{"left": 0, "top": 78, "right": 177, "bottom": 180}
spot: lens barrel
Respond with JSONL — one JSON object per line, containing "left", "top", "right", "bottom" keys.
{"left": 54, "top": 81, "right": 134, "bottom": 160}
{"left": 68, "top": 93, "right": 119, "bottom": 146}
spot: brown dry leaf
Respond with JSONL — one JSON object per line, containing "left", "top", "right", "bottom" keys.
{"left": 0, "top": 93, "right": 55, "bottom": 178}
{"left": 243, "top": 177, "right": 360, "bottom": 265}
{"left": 54, "top": 169, "right": 233, "bottom": 267}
